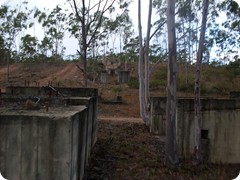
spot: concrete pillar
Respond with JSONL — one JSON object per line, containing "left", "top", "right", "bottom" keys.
{"left": 149, "top": 97, "right": 167, "bottom": 136}
{"left": 118, "top": 71, "right": 130, "bottom": 83}
{"left": 100, "top": 71, "right": 108, "bottom": 84}
{"left": 0, "top": 106, "right": 89, "bottom": 180}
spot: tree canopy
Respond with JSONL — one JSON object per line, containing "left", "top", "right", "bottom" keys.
{"left": 0, "top": 0, "right": 238, "bottom": 63}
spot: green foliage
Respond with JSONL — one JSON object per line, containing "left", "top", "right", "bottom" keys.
{"left": 123, "top": 36, "right": 139, "bottom": 60}
{"left": 128, "top": 76, "right": 139, "bottom": 89}
{"left": 35, "top": 5, "right": 67, "bottom": 59}
{"left": 149, "top": 64, "right": 167, "bottom": 90}
{"left": 149, "top": 79, "right": 162, "bottom": 90}
{"left": 20, "top": 34, "right": 38, "bottom": 59}
{"left": 151, "top": 66, "right": 167, "bottom": 82}
{"left": 0, "top": 3, "right": 31, "bottom": 58}
{"left": 112, "top": 86, "right": 122, "bottom": 94}
{"left": 226, "top": 58, "right": 240, "bottom": 77}
{"left": 177, "top": 73, "right": 195, "bottom": 92}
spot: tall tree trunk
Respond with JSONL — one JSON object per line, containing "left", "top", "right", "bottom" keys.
{"left": 165, "top": 0, "right": 179, "bottom": 166}
{"left": 186, "top": 0, "right": 192, "bottom": 92}
{"left": 6, "top": 50, "right": 10, "bottom": 85}
{"left": 72, "top": 0, "right": 116, "bottom": 87}
{"left": 144, "top": 0, "right": 152, "bottom": 116}
{"left": 81, "top": 0, "right": 88, "bottom": 87}
{"left": 138, "top": 0, "right": 148, "bottom": 123}
{"left": 81, "top": 46, "right": 87, "bottom": 87}
{"left": 193, "top": 0, "right": 209, "bottom": 164}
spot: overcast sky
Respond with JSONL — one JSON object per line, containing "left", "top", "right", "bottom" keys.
{"left": 0, "top": 0, "right": 151, "bottom": 56}
{"left": 0, "top": 0, "right": 239, "bottom": 57}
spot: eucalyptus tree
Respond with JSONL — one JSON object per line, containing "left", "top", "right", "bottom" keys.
{"left": 214, "top": 0, "right": 240, "bottom": 60}
{"left": 34, "top": 5, "right": 67, "bottom": 60}
{"left": 20, "top": 34, "right": 38, "bottom": 60}
{"left": 0, "top": 2, "right": 32, "bottom": 58}
{"left": 116, "top": 0, "right": 133, "bottom": 53}
{"left": 138, "top": 0, "right": 154, "bottom": 123}
{"left": 68, "top": 0, "right": 116, "bottom": 87}
{"left": 175, "top": 0, "right": 196, "bottom": 90}
{"left": 0, "top": 1, "right": 32, "bottom": 83}
{"left": 194, "top": 0, "right": 209, "bottom": 164}
{"left": 0, "top": 34, "right": 5, "bottom": 63}
{"left": 103, "top": 16, "right": 118, "bottom": 53}
{"left": 123, "top": 35, "right": 139, "bottom": 60}
{"left": 152, "top": 0, "right": 167, "bottom": 41}
{"left": 138, "top": 0, "right": 168, "bottom": 123}
{"left": 138, "top": 0, "right": 147, "bottom": 122}
{"left": 165, "top": 0, "right": 179, "bottom": 166}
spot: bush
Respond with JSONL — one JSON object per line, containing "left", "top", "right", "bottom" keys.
{"left": 112, "top": 87, "right": 122, "bottom": 94}
{"left": 150, "top": 79, "right": 166, "bottom": 90}
{"left": 128, "top": 76, "right": 139, "bottom": 89}
{"left": 177, "top": 74, "right": 195, "bottom": 92}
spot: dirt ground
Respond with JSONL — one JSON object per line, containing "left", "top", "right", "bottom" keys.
{"left": 1, "top": 63, "right": 239, "bottom": 179}
{"left": 84, "top": 118, "right": 240, "bottom": 180}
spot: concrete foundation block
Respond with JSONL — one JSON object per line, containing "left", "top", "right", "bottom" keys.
{"left": 0, "top": 107, "right": 88, "bottom": 180}
{"left": 150, "top": 97, "right": 240, "bottom": 163}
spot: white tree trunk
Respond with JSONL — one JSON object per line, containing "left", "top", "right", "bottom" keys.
{"left": 144, "top": 0, "right": 152, "bottom": 116}
{"left": 194, "top": 0, "right": 209, "bottom": 164}
{"left": 138, "top": 0, "right": 148, "bottom": 123}
{"left": 165, "top": 0, "right": 179, "bottom": 166}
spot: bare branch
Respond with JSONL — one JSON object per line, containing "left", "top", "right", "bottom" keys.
{"left": 150, "top": 7, "right": 185, "bottom": 41}
{"left": 149, "top": 19, "right": 166, "bottom": 41}
{"left": 88, "top": 0, "right": 105, "bottom": 13}
{"left": 77, "top": 49, "right": 81, "bottom": 56}
{"left": 176, "top": 26, "right": 201, "bottom": 42}
{"left": 75, "top": 63, "right": 84, "bottom": 73}
{"left": 87, "top": 0, "right": 116, "bottom": 47}
{"left": 86, "top": 0, "right": 91, "bottom": 25}
{"left": 71, "top": 0, "right": 83, "bottom": 23}
{"left": 86, "top": 0, "right": 103, "bottom": 34}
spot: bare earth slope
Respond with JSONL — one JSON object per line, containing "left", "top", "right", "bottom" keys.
{"left": 0, "top": 62, "right": 83, "bottom": 88}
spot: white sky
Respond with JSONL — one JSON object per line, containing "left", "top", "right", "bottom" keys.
{"left": 0, "top": 0, "right": 150, "bottom": 56}
{"left": 0, "top": 0, "right": 239, "bottom": 58}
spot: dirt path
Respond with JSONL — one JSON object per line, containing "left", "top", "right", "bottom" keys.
{"left": 98, "top": 116, "right": 144, "bottom": 123}
{"left": 84, "top": 117, "right": 240, "bottom": 179}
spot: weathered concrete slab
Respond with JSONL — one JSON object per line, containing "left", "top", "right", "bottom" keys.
{"left": 150, "top": 97, "right": 240, "bottom": 163}
{"left": 5, "top": 86, "right": 98, "bottom": 98}
{"left": 100, "top": 71, "right": 108, "bottom": 84}
{"left": 1, "top": 86, "right": 98, "bottom": 179}
{"left": 64, "top": 97, "right": 98, "bottom": 166}
{"left": 118, "top": 71, "right": 130, "bottom": 83}
{"left": 0, "top": 106, "right": 88, "bottom": 180}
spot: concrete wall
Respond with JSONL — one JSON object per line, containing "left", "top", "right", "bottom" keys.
{"left": 1, "top": 87, "right": 99, "bottom": 179}
{"left": 118, "top": 71, "right": 130, "bottom": 83}
{"left": 100, "top": 71, "right": 108, "bottom": 84}
{"left": 0, "top": 107, "right": 90, "bottom": 180}
{"left": 5, "top": 86, "right": 98, "bottom": 98}
{"left": 64, "top": 97, "right": 98, "bottom": 165}
{"left": 4, "top": 86, "right": 98, "bottom": 149}
{"left": 150, "top": 97, "right": 240, "bottom": 163}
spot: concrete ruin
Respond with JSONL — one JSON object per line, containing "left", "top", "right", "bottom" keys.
{"left": 101, "top": 57, "right": 121, "bottom": 75}
{"left": 118, "top": 71, "right": 130, "bottom": 83}
{"left": 150, "top": 97, "right": 240, "bottom": 163}
{"left": 0, "top": 86, "right": 98, "bottom": 180}
{"left": 100, "top": 70, "right": 130, "bottom": 84}
{"left": 100, "top": 71, "right": 108, "bottom": 84}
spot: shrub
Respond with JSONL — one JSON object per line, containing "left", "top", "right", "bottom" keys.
{"left": 177, "top": 74, "right": 195, "bottom": 92}
{"left": 150, "top": 79, "right": 166, "bottom": 90}
{"left": 112, "top": 87, "right": 122, "bottom": 94}
{"left": 128, "top": 76, "right": 139, "bottom": 89}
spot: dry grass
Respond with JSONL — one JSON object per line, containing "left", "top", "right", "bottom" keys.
{"left": 84, "top": 119, "right": 240, "bottom": 180}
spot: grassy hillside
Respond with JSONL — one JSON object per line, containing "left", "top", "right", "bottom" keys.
{"left": 129, "top": 62, "right": 240, "bottom": 98}
{"left": 0, "top": 61, "right": 240, "bottom": 98}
